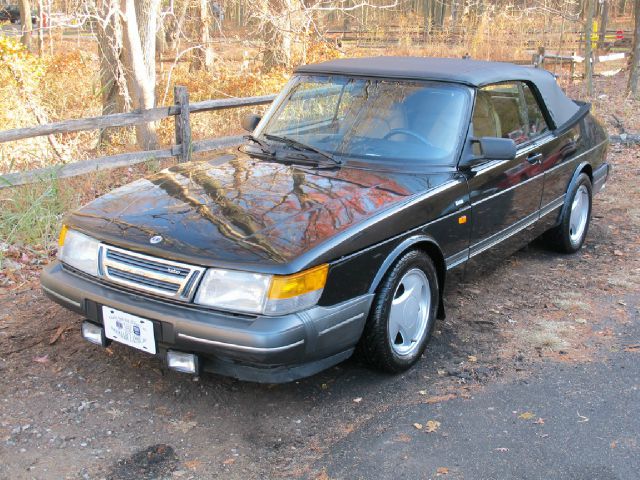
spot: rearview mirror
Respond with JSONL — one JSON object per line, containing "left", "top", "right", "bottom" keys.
{"left": 241, "top": 113, "right": 261, "bottom": 133}
{"left": 460, "top": 137, "right": 517, "bottom": 169}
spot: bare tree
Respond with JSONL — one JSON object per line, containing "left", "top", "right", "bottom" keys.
{"left": 598, "top": 0, "right": 609, "bottom": 49}
{"left": 628, "top": 0, "right": 640, "bottom": 95}
{"left": 253, "top": 0, "right": 398, "bottom": 71}
{"left": 255, "top": 0, "right": 301, "bottom": 70}
{"left": 120, "top": 0, "right": 160, "bottom": 149}
{"left": 190, "top": 0, "right": 215, "bottom": 71}
{"left": 585, "top": 0, "right": 595, "bottom": 96}
{"left": 618, "top": 0, "right": 627, "bottom": 15}
{"left": 94, "top": 0, "right": 129, "bottom": 144}
{"left": 19, "top": 0, "right": 33, "bottom": 49}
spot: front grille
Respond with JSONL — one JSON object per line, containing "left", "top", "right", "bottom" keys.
{"left": 99, "top": 245, "right": 205, "bottom": 301}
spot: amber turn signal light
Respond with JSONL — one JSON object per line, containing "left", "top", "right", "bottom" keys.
{"left": 58, "top": 224, "right": 69, "bottom": 247}
{"left": 268, "top": 264, "right": 329, "bottom": 300}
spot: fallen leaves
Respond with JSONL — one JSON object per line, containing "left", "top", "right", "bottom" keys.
{"left": 49, "top": 324, "right": 72, "bottom": 345}
{"left": 352, "top": 397, "right": 362, "bottom": 403}
{"left": 184, "top": 460, "right": 202, "bottom": 470}
{"left": 623, "top": 344, "right": 640, "bottom": 353}
{"left": 495, "top": 447, "right": 509, "bottom": 452}
{"left": 168, "top": 420, "right": 197, "bottom": 433}
{"left": 33, "top": 355, "right": 49, "bottom": 364}
{"left": 467, "top": 355, "right": 478, "bottom": 362}
{"left": 518, "top": 412, "right": 535, "bottom": 420}
{"left": 222, "top": 458, "right": 236, "bottom": 465}
{"left": 413, "top": 420, "right": 441, "bottom": 432}
{"left": 436, "top": 467, "right": 449, "bottom": 475}
{"left": 423, "top": 393, "right": 457, "bottom": 405}
{"left": 425, "top": 420, "right": 441, "bottom": 433}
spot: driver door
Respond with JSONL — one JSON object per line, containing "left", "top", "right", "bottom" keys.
{"left": 465, "top": 82, "right": 546, "bottom": 269}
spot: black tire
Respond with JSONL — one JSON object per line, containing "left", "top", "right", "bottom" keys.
{"left": 544, "top": 173, "right": 592, "bottom": 254}
{"left": 358, "top": 250, "right": 439, "bottom": 373}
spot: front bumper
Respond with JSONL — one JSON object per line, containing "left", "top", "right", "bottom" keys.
{"left": 41, "top": 261, "right": 373, "bottom": 382}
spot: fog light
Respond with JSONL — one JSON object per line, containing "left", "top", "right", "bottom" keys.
{"left": 82, "top": 321, "right": 108, "bottom": 347}
{"left": 167, "top": 350, "right": 199, "bottom": 374}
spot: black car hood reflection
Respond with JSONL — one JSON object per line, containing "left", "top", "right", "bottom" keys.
{"left": 67, "top": 151, "right": 443, "bottom": 272}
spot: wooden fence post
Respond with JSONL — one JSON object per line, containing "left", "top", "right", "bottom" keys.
{"left": 533, "top": 46, "right": 546, "bottom": 68}
{"left": 174, "top": 86, "right": 192, "bottom": 163}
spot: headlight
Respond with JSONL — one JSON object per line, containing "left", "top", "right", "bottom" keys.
{"left": 195, "top": 264, "right": 328, "bottom": 316}
{"left": 194, "top": 269, "right": 272, "bottom": 313}
{"left": 57, "top": 226, "right": 100, "bottom": 276}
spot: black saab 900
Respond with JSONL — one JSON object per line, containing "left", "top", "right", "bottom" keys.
{"left": 41, "top": 57, "right": 609, "bottom": 382}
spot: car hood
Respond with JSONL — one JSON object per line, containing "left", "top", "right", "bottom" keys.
{"left": 66, "top": 151, "right": 443, "bottom": 272}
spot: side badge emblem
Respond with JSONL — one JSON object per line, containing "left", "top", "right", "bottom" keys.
{"left": 150, "top": 235, "right": 163, "bottom": 244}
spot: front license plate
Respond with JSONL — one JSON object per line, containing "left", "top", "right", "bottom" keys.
{"left": 102, "top": 306, "right": 156, "bottom": 354}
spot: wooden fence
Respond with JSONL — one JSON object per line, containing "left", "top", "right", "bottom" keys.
{"left": 0, "top": 87, "right": 276, "bottom": 189}
{"left": 1, "top": 77, "right": 638, "bottom": 190}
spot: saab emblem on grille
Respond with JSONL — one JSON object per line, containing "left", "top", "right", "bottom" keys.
{"left": 167, "top": 267, "right": 181, "bottom": 275}
{"left": 149, "top": 235, "right": 163, "bottom": 244}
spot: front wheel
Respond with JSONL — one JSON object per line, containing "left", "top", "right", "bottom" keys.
{"left": 544, "top": 173, "right": 592, "bottom": 253}
{"left": 359, "top": 250, "right": 439, "bottom": 373}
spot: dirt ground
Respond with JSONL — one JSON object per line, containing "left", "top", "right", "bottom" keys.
{"left": 1, "top": 83, "right": 640, "bottom": 478}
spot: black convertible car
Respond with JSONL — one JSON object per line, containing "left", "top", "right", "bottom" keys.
{"left": 41, "top": 57, "right": 609, "bottom": 382}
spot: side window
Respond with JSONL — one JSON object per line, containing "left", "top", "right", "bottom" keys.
{"left": 471, "top": 90, "right": 500, "bottom": 139}
{"left": 480, "top": 83, "right": 528, "bottom": 145}
{"left": 522, "top": 83, "right": 549, "bottom": 140}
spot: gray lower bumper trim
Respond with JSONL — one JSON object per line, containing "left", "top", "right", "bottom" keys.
{"left": 177, "top": 333, "right": 305, "bottom": 353}
{"left": 592, "top": 162, "right": 609, "bottom": 194}
{"left": 42, "top": 285, "right": 82, "bottom": 308}
{"left": 318, "top": 313, "right": 364, "bottom": 336}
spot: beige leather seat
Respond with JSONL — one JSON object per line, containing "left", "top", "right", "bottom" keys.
{"left": 472, "top": 91, "right": 501, "bottom": 138}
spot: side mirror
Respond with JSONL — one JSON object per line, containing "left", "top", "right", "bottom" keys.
{"left": 241, "top": 113, "right": 261, "bottom": 133}
{"left": 460, "top": 137, "right": 516, "bottom": 169}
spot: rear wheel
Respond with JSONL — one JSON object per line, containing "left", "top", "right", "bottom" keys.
{"left": 359, "top": 250, "right": 439, "bottom": 373}
{"left": 544, "top": 173, "right": 592, "bottom": 253}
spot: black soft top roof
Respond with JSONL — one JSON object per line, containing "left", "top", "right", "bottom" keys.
{"left": 295, "top": 56, "right": 581, "bottom": 129}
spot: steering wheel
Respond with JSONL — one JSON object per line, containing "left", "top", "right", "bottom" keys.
{"left": 383, "top": 129, "right": 433, "bottom": 147}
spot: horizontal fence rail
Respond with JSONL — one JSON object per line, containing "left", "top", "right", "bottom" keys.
{"left": 0, "top": 94, "right": 276, "bottom": 144}
{"left": 0, "top": 90, "right": 276, "bottom": 189}
{"left": 0, "top": 76, "right": 638, "bottom": 189}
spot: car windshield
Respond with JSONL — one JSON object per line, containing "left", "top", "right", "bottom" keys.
{"left": 257, "top": 75, "right": 471, "bottom": 165}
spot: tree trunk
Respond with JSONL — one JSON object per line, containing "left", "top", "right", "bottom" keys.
{"left": 191, "top": 0, "right": 215, "bottom": 71}
{"left": 37, "top": 0, "right": 44, "bottom": 55}
{"left": 120, "top": 0, "right": 159, "bottom": 149}
{"left": 585, "top": 0, "right": 595, "bottom": 96}
{"left": 451, "top": 0, "right": 459, "bottom": 28}
{"left": 260, "top": 0, "right": 297, "bottom": 71}
{"left": 628, "top": 0, "right": 640, "bottom": 95}
{"left": 619, "top": 0, "right": 627, "bottom": 16}
{"left": 598, "top": 0, "right": 609, "bottom": 49}
{"left": 96, "top": 0, "right": 129, "bottom": 145}
{"left": 19, "top": 0, "right": 32, "bottom": 49}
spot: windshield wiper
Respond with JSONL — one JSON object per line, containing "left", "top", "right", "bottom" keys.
{"left": 243, "top": 134, "right": 274, "bottom": 156}
{"left": 264, "top": 134, "right": 342, "bottom": 166}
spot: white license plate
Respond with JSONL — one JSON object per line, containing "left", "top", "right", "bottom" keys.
{"left": 102, "top": 306, "right": 156, "bottom": 354}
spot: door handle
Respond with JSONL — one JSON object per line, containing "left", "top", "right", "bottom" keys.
{"left": 526, "top": 152, "right": 543, "bottom": 165}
